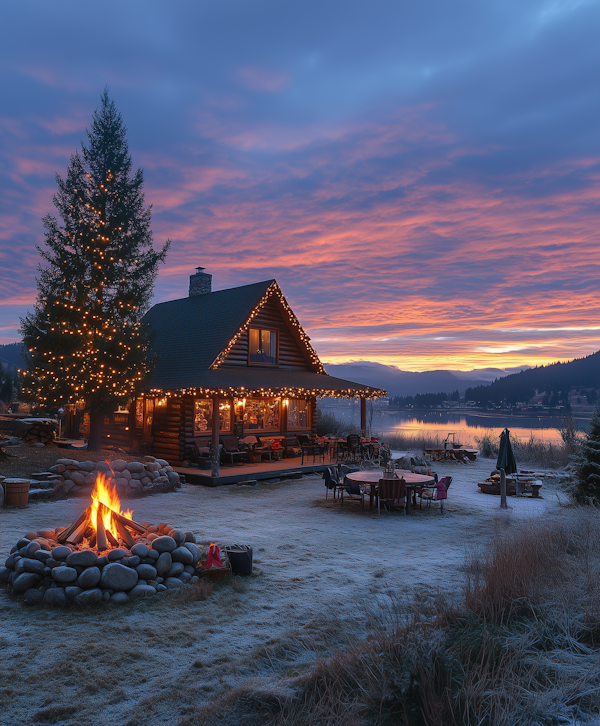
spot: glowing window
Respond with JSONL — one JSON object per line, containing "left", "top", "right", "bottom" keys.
{"left": 243, "top": 398, "right": 280, "bottom": 431}
{"left": 287, "top": 399, "right": 308, "bottom": 429}
{"left": 249, "top": 328, "right": 277, "bottom": 365}
{"left": 194, "top": 399, "right": 231, "bottom": 435}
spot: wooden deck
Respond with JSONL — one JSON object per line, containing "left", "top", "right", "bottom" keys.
{"left": 174, "top": 454, "right": 335, "bottom": 486}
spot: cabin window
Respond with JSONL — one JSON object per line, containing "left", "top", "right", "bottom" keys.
{"left": 287, "top": 399, "right": 309, "bottom": 429}
{"left": 243, "top": 398, "right": 280, "bottom": 431}
{"left": 249, "top": 328, "right": 278, "bottom": 365}
{"left": 135, "top": 398, "right": 144, "bottom": 429}
{"left": 194, "top": 399, "right": 231, "bottom": 435}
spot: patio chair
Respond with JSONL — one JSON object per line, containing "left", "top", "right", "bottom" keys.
{"left": 189, "top": 443, "right": 210, "bottom": 468}
{"left": 219, "top": 435, "right": 248, "bottom": 466}
{"left": 341, "top": 477, "right": 365, "bottom": 512}
{"left": 378, "top": 477, "right": 406, "bottom": 515}
{"left": 323, "top": 466, "right": 343, "bottom": 501}
{"left": 346, "top": 434, "right": 361, "bottom": 463}
{"left": 419, "top": 476, "right": 452, "bottom": 513}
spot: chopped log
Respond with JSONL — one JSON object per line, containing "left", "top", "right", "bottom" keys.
{"left": 106, "top": 529, "right": 119, "bottom": 547}
{"left": 112, "top": 511, "right": 146, "bottom": 534}
{"left": 57, "top": 508, "right": 90, "bottom": 543}
{"left": 89, "top": 533, "right": 97, "bottom": 548}
{"left": 96, "top": 510, "right": 109, "bottom": 551}
{"left": 115, "top": 519, "right": 134, "bottom": 548}
{"left": 67, "top": 520, "right": 89, "bottom": 545}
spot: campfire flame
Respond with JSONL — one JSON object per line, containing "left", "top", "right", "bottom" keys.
{"left": 89, "top": 472, "right": 133, "bottom": 541}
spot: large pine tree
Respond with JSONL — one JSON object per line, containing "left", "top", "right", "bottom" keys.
{"left": 20, "top": 91, "right": 169, "bottom": 450}
{"left": 572, "top": 405, "right": 600, "bottom": 503}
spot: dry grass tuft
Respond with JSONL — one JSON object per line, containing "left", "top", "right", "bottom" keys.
{"left": 176, "top": 510, "right": 600, "bottom": 726}
{"left": 231, "top": 576, "right": 248, "bottom": 593}
{"left": 174, "top": 579, "right": 214, "bottom": 604}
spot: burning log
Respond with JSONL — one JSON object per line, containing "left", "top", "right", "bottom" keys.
{"left": 56, "top": 508, "right": 90, "bottom": 543}
{"left": 115, "top": 519, "right": 134, "bottom": 548}
{"left": 106, "top": 529, "right": 119, "bottom": 547}
{"left": 111, "top": 511, "right": 146, "bottom": 535}
{"left": 67, "top": 520, "right": 89, "bottom": 545}
{"left": 96, "top": 509, "right": 109, "bottom": 551}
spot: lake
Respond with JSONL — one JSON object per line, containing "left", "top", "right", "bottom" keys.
{"left": 318, "top": 404, "right": 589, "bottom": 446}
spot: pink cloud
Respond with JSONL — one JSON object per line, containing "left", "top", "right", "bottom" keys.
{"left": 237, "top": 66, "right": 290, "bottom": 93}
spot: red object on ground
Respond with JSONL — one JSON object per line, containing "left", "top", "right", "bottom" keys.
{"left": 207, "top": 543, "right": 223, "bottom": 568}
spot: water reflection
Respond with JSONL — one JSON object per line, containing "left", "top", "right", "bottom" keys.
{"left": 319, "top": 405, "right": 582, "bottom": 446}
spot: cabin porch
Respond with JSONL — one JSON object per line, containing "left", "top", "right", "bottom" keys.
{"left": 174, "top": 452, "right": 336, "bottom": 486}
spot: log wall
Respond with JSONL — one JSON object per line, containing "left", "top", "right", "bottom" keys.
{"left": 151, "top": 397, "right": 184, "bottom": 465}
{"left": 222, "top": 298, "right": 311, "bottom": 370}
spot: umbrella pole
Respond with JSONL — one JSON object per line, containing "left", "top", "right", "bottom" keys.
{"left": 500, "top": 468, "right": 507, "bottom": 509}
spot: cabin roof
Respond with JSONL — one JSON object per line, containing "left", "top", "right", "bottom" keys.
{"left": 143, "top": 280, "right": 386, "bottom": 398}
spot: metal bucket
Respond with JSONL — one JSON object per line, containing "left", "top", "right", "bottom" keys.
{"left": 225, "top": 545, "right": 253, "bottom": 576}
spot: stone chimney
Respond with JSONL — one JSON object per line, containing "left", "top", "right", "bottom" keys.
{"left": 189, "top": 267, "right": 212, "bottom": 296}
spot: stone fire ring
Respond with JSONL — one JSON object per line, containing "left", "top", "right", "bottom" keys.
{"left": 0, "top": 523, "right": 222, "bottom": 607}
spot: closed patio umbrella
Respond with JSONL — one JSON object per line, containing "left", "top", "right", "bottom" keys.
{"left": 496, "top": 428, "right": 517, "bottom": 475}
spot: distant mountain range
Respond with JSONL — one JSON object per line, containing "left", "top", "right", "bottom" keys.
{"left": 324, "top": 361, "right": 530, "bottom": 398}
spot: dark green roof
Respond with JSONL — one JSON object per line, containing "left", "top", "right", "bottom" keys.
{"left": 143, "top": 280, "right": 386, "bottom": 398}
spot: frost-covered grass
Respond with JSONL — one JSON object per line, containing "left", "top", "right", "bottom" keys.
{"left": 183, "top": 510, "right": 600, "bottom": 726}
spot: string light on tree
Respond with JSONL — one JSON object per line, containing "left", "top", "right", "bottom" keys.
{"left": 20, "top": 89, "right": 170, "bottom": 451}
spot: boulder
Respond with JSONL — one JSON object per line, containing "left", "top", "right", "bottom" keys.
{"left": 129, "top": 584, "right": 157, "bottom": 598}
{"left": 75, "top": 588, "right": 103, "bottom": 607}
{"left": 155, "top": 552, "right": 172, "bottom": 577}
{"left": 168, "top": 471, "right": 181, "bottom": 486}
{"left": 131, "top": 543, "right": 149, "bottom": 558}
{"left": 22, "top": 558, "right": 46, "bottom": 576}
{"left": 66, "top": 550, "right": 98, "bottom": 568}
{"left": 13, "top": 572, "right": 42, "bottom": 593}
{"left": 52, "top": 546, "right": 72, "bottom": 560}
{"left": 151, "top": 536, "right": 177, "bottom": 553}
{"left": 111, "top": 459, "right": 128, "bottom": 473}
{"left": 107, "top": 548, "right": 128, "bottom": 562}
{"left": 127, "top": 462, "right": 144, "bottom": 474}
{"left": 65, "top": 586, "right": 83, "bottom": 599}
{"left": 170, "top": 530, "right": 185, "bottom": 546}
{"left": 167, "top": 562, "right": 184, "bottom": 578}
{"left": 24, "top": 541, "right": 41, "bottom": 558}
{"left": 44, "top": 587, "right": 68, "bottom": 608}
{"left": 52, "top": 566, "right": 78, "bottom": 584}
{"left": 183, "top": 542, "right": 200, "bottom": 563}
{"left": 100, "top": 563, "right": 138, "bottom": 591}
{"left": 23, "top": 588, "right": 45, "bottom": 606}
{"left": 135, "top": 564, "right": 157, "bottom": 580}
{"left": 76, "top": 567, "right": 101, "bottom": 589}
{"left": 171, "top": 547, "right": 193, "bottom": 566}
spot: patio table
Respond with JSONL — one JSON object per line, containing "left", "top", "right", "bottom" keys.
{"left": 346, "top": 470, "right": 435, "bottom": 514}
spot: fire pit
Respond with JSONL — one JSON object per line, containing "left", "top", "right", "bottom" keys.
{"left": 0, "top": 473, "right": 230, "bottom": 606}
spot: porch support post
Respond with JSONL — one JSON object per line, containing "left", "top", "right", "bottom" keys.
{"left": 360, "top": 396, "right": 366, "bottom": 433}
{"left": 212, "top": 394, "right": 219, "bottom": 448}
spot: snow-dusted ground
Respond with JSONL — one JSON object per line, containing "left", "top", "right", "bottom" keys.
{"left": 0, "top": 456, "right": 567, "bottom": 725}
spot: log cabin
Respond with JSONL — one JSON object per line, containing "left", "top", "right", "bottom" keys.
{"left": 101, "top": 268, "right": 386, "bottom": 463}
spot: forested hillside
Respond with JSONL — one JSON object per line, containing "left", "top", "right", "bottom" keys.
{"left": 465, "top": 350, "right": 600, "bottom": 405}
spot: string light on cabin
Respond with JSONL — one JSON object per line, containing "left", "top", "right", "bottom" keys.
{"left": 210, "top": 282, "right": 326, "bottom": 374}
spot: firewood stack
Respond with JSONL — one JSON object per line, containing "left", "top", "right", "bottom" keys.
{"left": 22, "top": 420, "right": 57, "bottom": 445}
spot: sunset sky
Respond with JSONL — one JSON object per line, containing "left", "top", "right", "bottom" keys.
{"left": 1, "top": 1, "right": 599, "bottom": 372}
